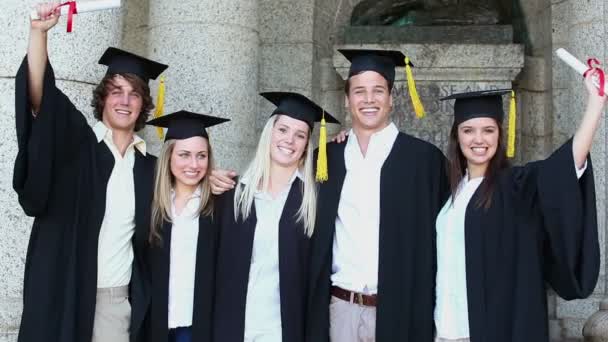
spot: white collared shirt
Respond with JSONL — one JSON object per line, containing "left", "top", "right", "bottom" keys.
{"left": 331, "top": 123, "right": 399, "bottom": 294}
{"left": 94, "top": 121, "right": 146, "bottom": 288}
{"left": 434, "top": 173, "right": 482, "bottom": 339}
{"left": 168, "top": 188, "right": 201, "bottom": 328}
{"left": 434, "top": 161, "right": 588, "bottom": 339}
{"left": 243, "top": 170, "right": 302, "bottom": 339}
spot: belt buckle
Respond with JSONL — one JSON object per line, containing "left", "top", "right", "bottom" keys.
{"left": 357, "top": 293, "right": 364, "bottom": 305}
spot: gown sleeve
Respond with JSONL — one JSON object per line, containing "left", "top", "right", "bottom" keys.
{"left": 536, "top": 138, "right": 599, "bottom": 299}
{"left": 510, "top": 138, "right": 599, "bottom": 299}
{"left": 13, "top": 56, "right": 91, "bottom": 217}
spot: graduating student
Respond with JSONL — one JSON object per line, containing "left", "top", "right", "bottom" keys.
{"left": 145, "top": 111, "right": 229, "bottom": 342}
{"left": 434, "top": 73, "right": 603, "bottom": 342}
{"left": 13, "top": 3, "right": 167, "bottom": 342}
{"left": 212, "top": 92, "right": 339, "bottom": 342}
{"left": 305, "top": 49, "right": 448, "bottom": 342}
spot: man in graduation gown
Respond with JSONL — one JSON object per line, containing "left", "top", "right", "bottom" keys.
{"left": 13, "top": 4, "right": 167, "bottom": 342}
{"left": 305, "top": 49, "right": 449, "bottom": 342}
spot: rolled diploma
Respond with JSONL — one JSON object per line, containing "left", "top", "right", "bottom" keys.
{"left": 30, "top": 0, "right": 121, "bottom": 20}
{"left": 555, "top": 48, "right": 603, "bottom": 89}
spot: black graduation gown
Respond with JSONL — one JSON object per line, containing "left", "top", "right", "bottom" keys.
{"left": 306, "top": 133, "right": 449, "bottom": 342}
{"left": 463, "top": 139, "right": 599, "bottom": 342}
{"left": 13, "top": 57, "right": 155, "bottom": 342}
{"left": 213, "top": 178, "right": 311, "bottom": 342}
{"left": 145, "top": 215, "right": 218, "bottom": 342}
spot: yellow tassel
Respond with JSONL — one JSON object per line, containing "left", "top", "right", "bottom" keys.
{"left": 315, "top": 113, "right": 328, "bottom": 182}
{"left": 506, "top": 90, "right": 517, "bottom": 158}
{"left": 153, "top": 76, "right": 166, "bottom": 140}
{"left": 405, "top": 57, "right": 426, "bottom": 118}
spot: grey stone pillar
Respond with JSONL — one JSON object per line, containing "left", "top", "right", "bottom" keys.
{"left": 549, "top": 0, "right": 607, "bottom": 340}
{"left": 0, "top": 2, "right": 124, "bottom": 341}
{"left": 146, "top": 0, "right": 259, "bottom": 170}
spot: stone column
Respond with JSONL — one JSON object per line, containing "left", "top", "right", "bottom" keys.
{"left": 575, "top": 0, "right": 608, "bottom": 340}
{"left": 0, "top": 1, "right": 124, "bottom": 341}
{"left": 146, "top": 0, "right": 259, "bottom": 170}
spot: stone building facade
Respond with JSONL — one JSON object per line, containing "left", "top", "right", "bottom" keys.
{"left": 0, "top": 0, "right": 606, "bottom": 340}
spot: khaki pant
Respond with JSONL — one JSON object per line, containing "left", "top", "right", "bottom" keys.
{"left": 329, "top": 295, "right": 376, "bottom": 342}
{"left": 91, "top": 286, "right": 131, "bottom": 342}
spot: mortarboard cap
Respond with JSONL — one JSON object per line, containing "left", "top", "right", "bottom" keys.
{"left": 338, "top": 49, "right": 407, "bottom": 89}
{"left": 441, "top": 89, "right": 511, "bottom": 126}
{"left": 99, "top": 47, "right": 168, "bottom": 83}
{"left": 441, "top": 89, "right": 517, "bottom": 157}
{"left": 146, "top": 110, "right": 230, "bottom": 141}
{"left": 261, "top": 92, "right": 340, "bottom": 128}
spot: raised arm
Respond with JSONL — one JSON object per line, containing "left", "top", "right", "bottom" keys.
{"left": 572, "top": 69, "right": 608, "bottom": 168}
{"left": 28, "top": 2, "right": 60, "bottom": 113}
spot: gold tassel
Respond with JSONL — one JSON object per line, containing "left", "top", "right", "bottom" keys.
{"left": 153, "top": 76, "right": 166, "bottom": 140}
{"left": 506, "top": 90, "right": 517, "bottom": 158}
{"left": 405, "top": 57, "right": 426, "bottom": 118}
{"left": 315, "top": 112, "right": 328, "bottom": 182}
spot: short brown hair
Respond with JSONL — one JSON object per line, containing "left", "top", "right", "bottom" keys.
{"left": 91, "top": 73, "right": 154, "bottom": 131}
{"left": 343, "top": 74, "right": 392, "bottom": 95}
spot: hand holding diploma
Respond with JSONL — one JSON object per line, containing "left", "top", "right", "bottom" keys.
{"left": 556, "top": 48, "right": 606, "bottom": 96}
{"left": 30, "top": 0, "right": 121, "bottom": 32}
{"left": 30, "top": 2, "right": 61, "bottom": 32}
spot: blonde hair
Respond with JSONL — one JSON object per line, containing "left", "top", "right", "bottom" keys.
{"left": 149, "top": 138, "right": 215, "bottom": 245}
{"left": 234, "top": 115, "right": 317, "bottom": 236}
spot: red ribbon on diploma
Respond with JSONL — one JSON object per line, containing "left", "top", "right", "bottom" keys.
{"left": 583, "top": 58, "right": 605, "bottom": 96}
{"left": 57, "top": 1, "right": 78, "bottom": 32}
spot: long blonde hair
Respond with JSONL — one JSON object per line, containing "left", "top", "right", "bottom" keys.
{"left": 234, "top": 115, "right": 317, "bottom": 236}
{"left": 149, "top": 138, "right": 215, "bottom": 245}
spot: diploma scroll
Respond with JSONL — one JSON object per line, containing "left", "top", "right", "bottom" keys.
{"left": 555, "top": 48, "right": 605, "bottom": 90}
{"left": 30, "top": 0, "right": 121, "bottom": 20}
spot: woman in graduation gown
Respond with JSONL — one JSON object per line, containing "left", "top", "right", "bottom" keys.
{"left": 144, "top": 111, "right": 229, "bottom": 342}
{"left": 434, "top": 72, "right": 605, "bottom": 342}
{"left": 213, "top": 92, "right": 339, "bottom": 342}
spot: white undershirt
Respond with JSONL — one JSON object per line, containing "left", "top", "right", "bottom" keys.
{"left": 168, "top": 188, "right": 201, "bottom": 328}
{"left": 243, "top": 170, "right": 302, "bottom": 340}
{"left": 94, "top": 121, "right": 146, "bottom": 288}
{"left": 331, "top": 123, "right": 398, "bottom": 294}
{"left": 434, "top": 160, "right": 588, "bottom": 339}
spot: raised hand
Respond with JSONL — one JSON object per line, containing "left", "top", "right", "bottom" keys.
{"left": 31, "top": 2, "right": 61, "bottom": 32}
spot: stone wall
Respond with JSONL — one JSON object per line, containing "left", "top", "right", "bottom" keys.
{"left": 551, "top": 1, "right": 607, "bottom": 340}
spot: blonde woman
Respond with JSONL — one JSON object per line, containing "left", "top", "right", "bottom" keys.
{"left": 213, "top": 92, "right": 339, "bottom": 342}
{"left": 145, "top": 110, "right": 229, "bottom": 342}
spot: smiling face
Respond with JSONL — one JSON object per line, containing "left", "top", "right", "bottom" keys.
{"left": 269, "top": 115, "right": 310, "bottom": 169}
{"left": 457, "top": 117, "right": 499, "bottom": 175}
{"left": 170, "top": 136, "right": 210, "bottom": 191}
{"left": 345, "top": 70, "right": 393, "bottom": 134}
{"left": 101, "top": 75, "right": 143, "bottom": 132}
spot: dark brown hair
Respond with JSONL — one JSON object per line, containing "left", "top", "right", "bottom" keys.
{"left": 446, "top": 118, "right": 510, "bottom": 209}
{"left": 91, "top": 73, "right": 154, "bottom": 131}
{"left": 343, "top": 73, "right": 393, "bottom": 95}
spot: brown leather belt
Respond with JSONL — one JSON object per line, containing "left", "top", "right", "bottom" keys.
{"left": 331, "top": 286, "right": 377, "bottom": 307}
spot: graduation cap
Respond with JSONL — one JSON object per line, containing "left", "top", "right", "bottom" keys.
{"left": 146, "top": 110, "right": 230, "bottom": 141}
{"left": 338, "top": 49, "right": 426, "bottom": 118}
{"left": 260, "top": 92, "right": 341, "bottom": 182}
{"left": 441, "top": 89, "right": 517, "bottom": 158}
{"left": 261, "top": 92, "right": 340, "bottom": 128}
{"left": 99, "top": 47, "right": 168, "bottom": 83}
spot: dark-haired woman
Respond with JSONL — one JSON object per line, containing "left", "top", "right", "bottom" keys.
{"left": 434, "top": 72, "right": 605, "bottom": 342}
